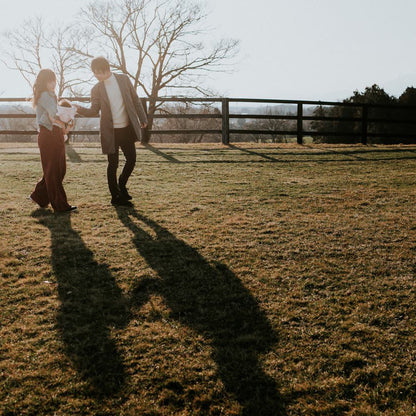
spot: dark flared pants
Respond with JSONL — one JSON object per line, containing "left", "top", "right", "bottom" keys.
{"left": 30, "top": 126, "right": 71, "bottom": 212}
{"left": 107, "top": 125, "right": 137, "bottom": 198}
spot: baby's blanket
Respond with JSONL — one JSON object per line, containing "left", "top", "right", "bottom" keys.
{"left": 57, "top": 106, "right": 77, "bottom": 123}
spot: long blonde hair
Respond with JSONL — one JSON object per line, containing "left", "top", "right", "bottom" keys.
{"left": 32, "top": 69, "right": 56, "bottom": 108}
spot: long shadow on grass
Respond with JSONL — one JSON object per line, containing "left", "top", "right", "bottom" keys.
{"left": 144, "top": 144, "right": 181, "bottom": 163}
{"left": 65, "top": 143, "right": 82, "bottom": 163}
{"left": 32, "top": 209, "right": 129, "bottom": 396}
{"left": 227, "top": 144, "right": 280, "bottom": 162}
{"left": 115, "top": 207, "right": 285, "bottom": 415}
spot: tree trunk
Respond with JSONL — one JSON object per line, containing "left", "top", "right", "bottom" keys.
{"left": 140, "top": 96, "right": 156, "bottom": 145}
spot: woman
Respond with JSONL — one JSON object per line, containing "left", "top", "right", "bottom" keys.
{"left": 30, "top": 69, "right": 77, "bottom": 212}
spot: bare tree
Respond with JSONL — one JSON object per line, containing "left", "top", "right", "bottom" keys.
{"left": 1, "top": 0, "right": 238, "bottom": 143}
{"left": 2, "top": 17, "right": 92, "bottom": 97}
{"left": 2, "top": 17, "right": 44, "bottom": 90}
{"left": 73, "top": 0, "right": 239, "bottom": 138}
{"left": 47, "top": 26, "right": 93, "bottom": 96}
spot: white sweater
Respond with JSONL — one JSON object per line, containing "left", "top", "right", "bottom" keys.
{"left": 104, "top": 73, "right": 130, "bottom": 128}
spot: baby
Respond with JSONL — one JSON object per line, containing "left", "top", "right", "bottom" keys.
{"left": 57, "top": 99, "right": 77, "bottom": 143}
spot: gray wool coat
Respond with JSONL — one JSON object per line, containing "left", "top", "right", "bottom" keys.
{"left": 78, "top": 73, "right": 148, "bottom": 154}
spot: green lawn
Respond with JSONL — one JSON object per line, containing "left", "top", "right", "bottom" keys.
{"left": 1, "top": 143, "right": 416, "bottom": 415}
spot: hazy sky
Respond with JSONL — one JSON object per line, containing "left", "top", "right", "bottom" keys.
{"left": 1, "top": 0, "right": 415, "bottom": 100}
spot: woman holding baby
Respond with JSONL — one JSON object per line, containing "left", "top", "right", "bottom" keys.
{"left": 30, "top": 69, "right": 77, "bottom": 212}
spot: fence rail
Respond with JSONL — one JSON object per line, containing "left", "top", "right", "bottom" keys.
{"left": 1, "top": 97, "right": 416, "bottom": 144}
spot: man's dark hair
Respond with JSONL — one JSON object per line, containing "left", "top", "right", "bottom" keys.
{"left": 91, "top": 57, "right": 110, "bottom": 73}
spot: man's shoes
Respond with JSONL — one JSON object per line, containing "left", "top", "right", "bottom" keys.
{"left": 119, "top": 184, "right": 132, "bottom": 200}
{"left": 111, "top": 195, "right": 133, "bottom": 206}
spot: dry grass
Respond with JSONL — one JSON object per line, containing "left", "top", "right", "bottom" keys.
{"left": 1, "top": 143, "right": 416, "bottom": 415}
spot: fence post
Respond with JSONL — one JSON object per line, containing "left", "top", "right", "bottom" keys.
{"left": 297, "top": 103, "right": 303, "bottom": 145}
{"left": 361, "top": 104, "right": 368, "bottom": 145}
{"left": 222, "top": 98, "right": 230, "bottom": 145}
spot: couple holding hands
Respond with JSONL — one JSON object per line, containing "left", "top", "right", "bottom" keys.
{"left": 30, "top": 57, "right": 148, "bottom": 212}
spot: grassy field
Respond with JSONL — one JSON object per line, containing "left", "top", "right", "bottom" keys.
{"left": 1, "top": 143, "right": 416, "bottom": 415}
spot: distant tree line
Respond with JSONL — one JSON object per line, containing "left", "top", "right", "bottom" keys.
{"left": 311, "top": 84, "right": 416, "bottom": 144}
{"left": 2, "top": 84, "right": 416, "bottom": 144}
{"left": 236, "top": 84, "right": 416, "bottom": 144}
{"left": 151, "top": 103, "right": 222, "bottom": 144}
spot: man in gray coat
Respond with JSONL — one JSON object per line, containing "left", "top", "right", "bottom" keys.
{"left": 76, "top": 57, "right": 148, "bottom": 206}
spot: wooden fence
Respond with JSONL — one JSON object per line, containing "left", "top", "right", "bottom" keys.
{"left": 1, "top": 97, "right": 416, "bottom": 144}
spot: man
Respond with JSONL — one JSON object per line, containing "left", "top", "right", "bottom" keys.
{"left": 76, "top": 57, "right": 147, "bottom": 206}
